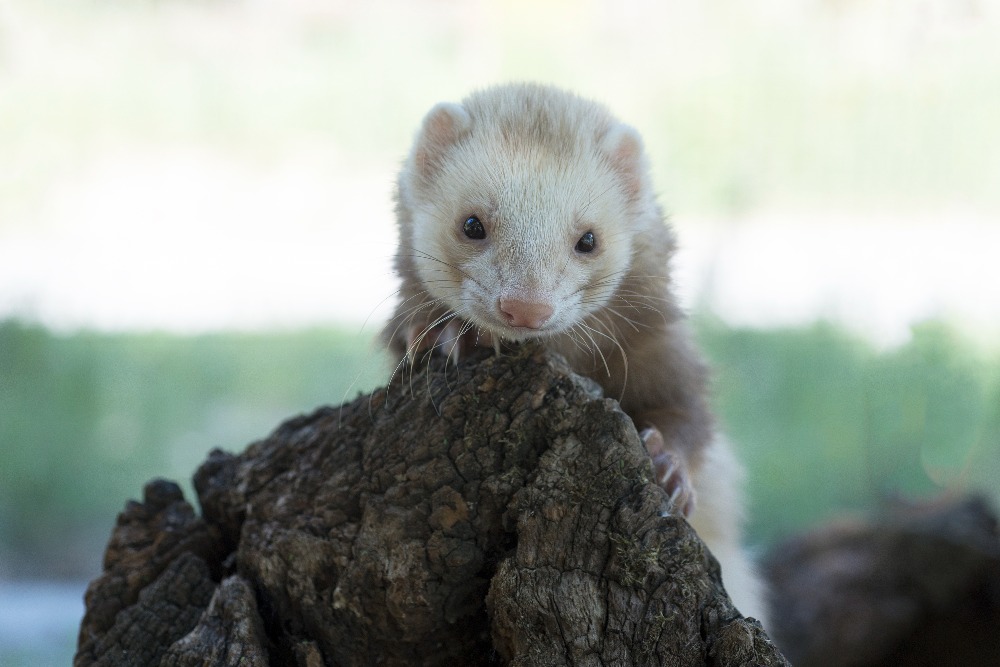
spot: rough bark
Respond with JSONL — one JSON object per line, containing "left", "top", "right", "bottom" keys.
{"left": 75, "top": 346, "right": 784, "bottom": 666}
{"left": 766, "top": 496, "right": 1000, "bottom": 666}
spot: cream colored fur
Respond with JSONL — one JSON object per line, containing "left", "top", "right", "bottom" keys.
{"left": 688, "top": 436, "right": 769, "bottom": 625}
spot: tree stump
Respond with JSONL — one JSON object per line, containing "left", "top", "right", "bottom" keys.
{"left": 766, "top": 496, "right": 1000, "bottom": 666}
{"left": 75, "top": 346, "right": 786, "bottom": 666}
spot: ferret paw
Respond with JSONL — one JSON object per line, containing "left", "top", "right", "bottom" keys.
{"left": 404, "top": 320, "right": 492, "bottom": 365}
{"left": 640, "top": 427, "right": 696, "bottom": 518}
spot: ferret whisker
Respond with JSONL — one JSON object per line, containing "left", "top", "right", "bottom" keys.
{"left": 584, "top": 268, "right": 629, "bottom": 289}
{"left": 411, "top": 311, "right": 461, "bottom": 405}
{"left": 613, "top": 292, "right": 670, "bottom": 305}
{"left": 384, "top": 303, "right": 441, "bottom": 359}
{"left": 387, "top": 291, "right": 434, "bottom": 323}
{"left": 612, "top": 293, "right": 663, "bottom": 311}
{"left": 393, "top": 297, "right": 454, "bottom": 331}
{"left": 423, "top": 326, "right": 448, "bottom": 415}
{"left": 614, "top": 293, "right": 674, "bottom": 313}
{"left": 601, "top": 306, "right": 644, "bottom": 333}
{"left": 600, "top": 310, "right": 630, "bottom": 345}
{"left": 570, "top": 328, "right": 589, "bottom": 353}
{"left": 361, "top": 287, "right": 406, "bottom": 334}
{"left": 390, "top": 289, "right": 440, "bottom": 315}
{"left": 613, "top": 294, "right": 671, "bottom": 325}
{"left": 585, "top": 317, "right": 629, "bottom": 399}
{"left": 447, "top": 319, "right": 477, "bottom": 369}
{"left": 595, "top": 267, "right": 632, "bottom": 282}
{"left": 436, "top": 315, "right": 476, "bottom": 399}
{"left": 563, "top": 329, "right": 592, "bottom": 357}
{"left": 575, "top": 323, "right": 612, "bottom": 378}
{"left": 403, "top": 310, "right": 458, "bottom": 391}
{"left": 400, "top": 246, "right": 485, "bottom": 288}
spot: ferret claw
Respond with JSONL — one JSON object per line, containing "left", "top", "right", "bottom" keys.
{"left": 640, "top": 427, "right": 696, "bottom": 518}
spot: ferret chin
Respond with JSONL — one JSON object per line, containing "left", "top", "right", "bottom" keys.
{"left": 382, "top": 83, "right": 769, "bottom": 627}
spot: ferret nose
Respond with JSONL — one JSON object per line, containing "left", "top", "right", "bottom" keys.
{"left": 499, "top": 297, "right": 554, "bottom": 329}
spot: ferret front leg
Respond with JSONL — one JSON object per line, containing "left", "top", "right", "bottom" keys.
{"left": 402, "top": 318, "right": 494, "bottom": 365}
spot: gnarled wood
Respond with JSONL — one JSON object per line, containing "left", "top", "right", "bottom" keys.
{"left": 76, "top": 347, "right": 785, "bottom": 666}
{"left": 766, "top": 496, "right": 1000, "bottom": 667}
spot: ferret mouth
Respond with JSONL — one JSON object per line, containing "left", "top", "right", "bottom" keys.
{"left": 483, "top": 319, "right": 564, "bottom": 343}
{"left": 464, "top": 314, "right": 553, "bottom": 343}
{"left": 498, "top": 326, "right": 552, "bottom": 342}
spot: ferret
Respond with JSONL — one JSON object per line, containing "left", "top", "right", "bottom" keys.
{"left": 382, "top": 83, "right": 767, "bottom": 625}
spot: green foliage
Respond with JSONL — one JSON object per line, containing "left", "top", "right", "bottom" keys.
{"left": 0, "top": 320, "right": 387, "bottom": 575}
{"left": 1, "top": 318, "right": 998, "bottom": 575}
{"left": 696, "top": 316, "right": 1000, "bottom": 544}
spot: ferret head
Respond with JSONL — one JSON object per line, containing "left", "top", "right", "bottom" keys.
{"left": 395, "top": 84, "right": 661, "bottom": 344}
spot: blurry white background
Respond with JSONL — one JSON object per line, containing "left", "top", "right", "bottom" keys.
{"left": 1, "top": 0, "right": 997, "bottom": 345}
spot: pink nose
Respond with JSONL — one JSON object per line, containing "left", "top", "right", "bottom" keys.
{"left": 499, "top": 298, "right": 554, "bottom": 329}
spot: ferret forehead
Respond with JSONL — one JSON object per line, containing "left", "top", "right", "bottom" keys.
{"left": 459, "top": 124, "right": 615, "bottom": 191}
{"left": 446, "top": 141, "right": 618, "bottom": 228}
{"left": 470, "top": 116, "right": 597, "bottom": 172}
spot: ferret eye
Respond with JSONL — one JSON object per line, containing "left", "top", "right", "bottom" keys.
{"left": 575, "top": 231, "right": 596, "bottom": 253}
{"left": 463, "top": 216, "right": 486, "bottom": 240}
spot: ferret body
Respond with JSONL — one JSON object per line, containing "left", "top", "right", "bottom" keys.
{"left": 383, "top": 83, "right": 767, "bottom": 624}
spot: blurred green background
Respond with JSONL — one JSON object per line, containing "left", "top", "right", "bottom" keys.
{"left": 2, "top": 316, "right": 997, "bottom": 570}
{"left": 1, "top": 0, "right": 999, "bottom": 664}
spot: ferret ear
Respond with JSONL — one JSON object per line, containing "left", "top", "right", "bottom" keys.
{"left": 412, "top": 102, "right": 472, "bottom": 180}
{"left": 600, "top": 123, "right": 647, "bottom": 199}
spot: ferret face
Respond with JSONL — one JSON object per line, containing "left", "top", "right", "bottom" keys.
{"left": 398, "top": 86, "right": 652, "bottom": 344}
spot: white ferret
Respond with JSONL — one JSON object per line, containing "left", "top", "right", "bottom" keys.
{"left": 382, "top": 83, "right": 767, "bottom": 624}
